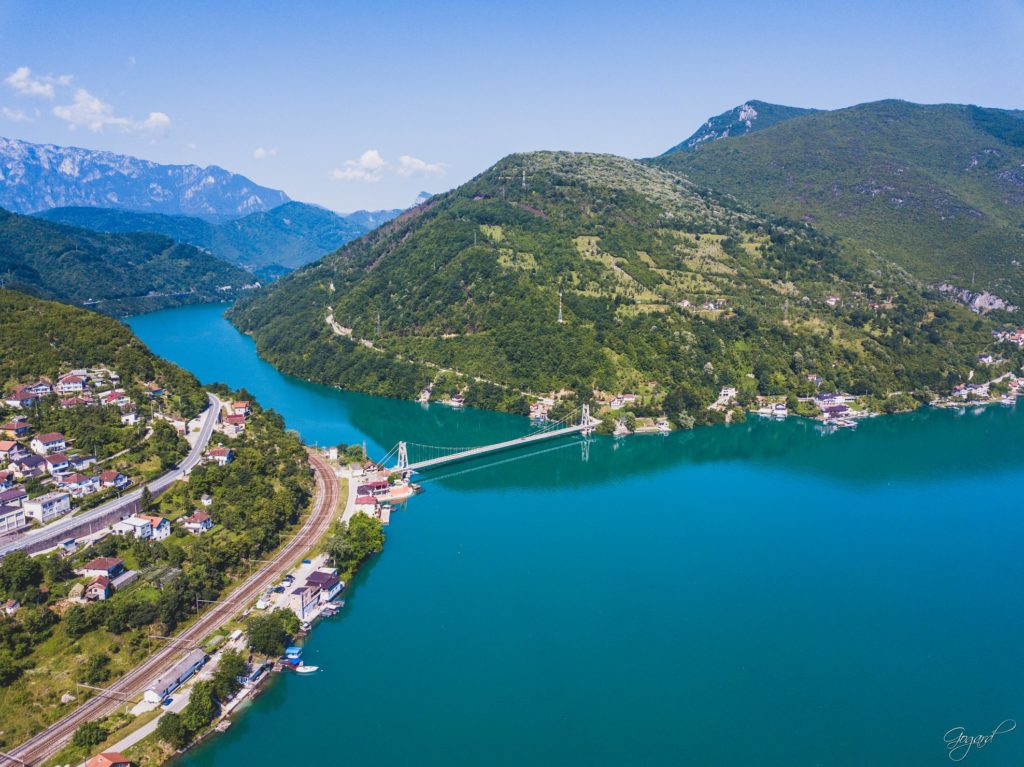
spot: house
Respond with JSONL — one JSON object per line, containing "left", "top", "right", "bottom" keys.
{"left": 10, "top": 455, "right": 45, "bottom": 479}
{"left": 138, "top": 515, "right": 171, "bottom": 541}
{"left": 208, "top": 447, "right": 234, "bottom": 466}
{"left": 306, "top": 568, "right": 343, "bottom": 601}
{"left": 354, "top": 495, "right": 379, "bottom": 515}
{"left": 85, "top": 576, "right": 111, "bottom": 601}
{"left": 181, "top": 510, "right": 212, "bottom": 534}
{"left": 59, "top": 473, "right": 100, "bottom": 497}
{"left": 0, "top": 440, "right": 28, "bottom": 463}
{"left": 120, "top": 410, "right": 140, "bottom": 426}
{"left": 144, "top": 382, "right": 165, "bottom": 399}
{"left": 1, "top": 421, "right": 33, "bottom": 439}
{"left": 143, "top": 648, "right": 206, "bottom": 704}
{"left": 825, "top": 295, "right": 840, "bottom": 307}
{"left": 61, "top": 396, "right": 93, "bottom": 408}
{"left": 0, "top": 471, "right": 12, "bottom": 490}
{"left": 23, "top": 379, "right": 53, "bottom": 396}
{"left": 4, "top": 391, "right": 38, "bottom": 410}
{"left": 86, "top": 751, "right": 133, "bottom": 767}
{"left": 230, "top": 400, "right": 251, "bottom": 416}
{"left": 719, "top": 386, "right": 737, "bottom": 401}
{"left": 78, "top": 557, "right": 126, "bottom": 578}
{"left": 56, "top": 374, "right": 87, "bottom": 394}
{"left": 0, "top": 505, "right": 26, "bottom": 534}
{"left": 289, "top": 583, "right": 321, "bottom": 621}
{"left": 69, "top": 455, "right": 97, "bottom": 471}
{"left": 356, "top": 480, "right": 389, "bottom": 498}
{"left": 101, "top": 390, "right": 131, "bottom": 408}
{"left": 0, "top": 486, "right": 27, "bottom": 507}
{"left": 22, "top": 491, "right": 71, "bottom": 523}
{"left": 806, "top": 374, "right": 823, "bottom": 385}
{"left": 822, "top": 405, "right": 852, "bottom": 421}
{"left": 979, "top": 354, "right": 995, "bottom": 365}
{"left": 99, "top": 470, "right": 130, "bottom": 490}
{"left": 3, "top": 598, "right": 20, "bottom": 616}
{"left": 223, "top": 414, "right": 246, "bottom": 435}
{"left": 112, "top": 515, "right": 152, "bottom": 540}
{"left": 200, "top": 494, "right": 213, "bottom": 507}
{"left": 30, "top": 432, "right": 67, "bottom": 455}
{"left": 44, "top": 453, "right": 71, "bottom": 475}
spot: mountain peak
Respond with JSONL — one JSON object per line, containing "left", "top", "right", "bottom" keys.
{"left": 660, "top": 101, "right": 819, "bottom": 155}
{"left": 0, "top": 136, "right": 289, "bottom": 221}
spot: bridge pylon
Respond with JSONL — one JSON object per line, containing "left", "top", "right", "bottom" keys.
{"left": 396, "top": 441, "right": 409, "bottom": 472}
{"left": 581, "top": 404, "right": 594, "bottom": 435}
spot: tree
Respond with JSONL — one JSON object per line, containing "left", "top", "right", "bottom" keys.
{"left": 77, "top": 652, "right": 112, "bottom": 685}
{"left": 0, "top": 551, "right": 43, "bottom": 595}
{"left": 181, "top": 679, "right": 218, "bottom": 733}
{"left": 0, "top": 651, "right": 21, "bottom": 685}
{"left": 245, "top": 610, "right": 293, "bottom": 656}
{"left": 71, "top": 720, "right": 108, "bottom": 748}
{"left": 63, "top": 605, "right": 92, "bottom": 639}
{"left": 211, "top": 649, "right": 246, "bottom": 702}
{"left": 156, "top": 711, "right": 190, "bottom": 749}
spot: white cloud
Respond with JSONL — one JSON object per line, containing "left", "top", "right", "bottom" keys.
{"left": 2, "top": 106, "right": 36, "bottom": 123}
{"left": 330, "top": 149, "right": 443, "bottom": 183}
{"left": 330, "top": 149, "right": 387, "bottom": 182}
{"left": 397, "top": 154, "right": 445, "bottom": 177}
{"left": 127, "top": 56, "right": 137, "bottom": 69}
{"left": 52, "top": 88, "right": 170, "bottom": 135}
{"left": 3, "top": 66, "right": 70, "bottom": 99}
{"left": 253, "top": 146, "right": 278, "bottom": 160}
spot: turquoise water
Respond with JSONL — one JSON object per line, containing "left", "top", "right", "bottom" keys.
{"left": 130, "top": 303, "right": 1024, "bottom": 766}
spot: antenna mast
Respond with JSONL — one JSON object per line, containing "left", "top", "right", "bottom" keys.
{"left": 558, "top": 292, "right": 565, "bottom": 324}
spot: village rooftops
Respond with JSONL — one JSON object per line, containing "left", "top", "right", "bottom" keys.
{"left": 85, "top": 751, "right": 133, "bottom": 767}
{"left": 80, "top": 557, "right": 125, "bottom": 575}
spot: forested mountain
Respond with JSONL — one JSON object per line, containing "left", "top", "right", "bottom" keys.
{"left": 0, "top": 288, "right": 206, "bottom": 414}
{"left": 230, "top": 151, "right": 998, "bottom": 421}
{"left": 0, "top": 137, "right": 288, "bottom": 220}
{"left": 660, "top": 100, "right": 818, "bottom": 154}
{"left": 0, "top": 208, "right": 254, "bottom": 315}
{"left": 38, "top": 202, "right": 403, "bottom": 277}
{"left": 654, "top": 100, "right": 1024, "bottom": 305}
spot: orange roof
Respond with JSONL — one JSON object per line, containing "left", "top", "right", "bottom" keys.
{"left": 86, "top": 752, "right": 132, "bottom": 767}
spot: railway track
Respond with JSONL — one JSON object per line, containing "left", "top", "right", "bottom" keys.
{"left": 8, "top": 450, "right": 340, "bottom": 766}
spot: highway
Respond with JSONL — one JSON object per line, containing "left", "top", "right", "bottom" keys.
{"left": 7, "top": 449, "right": 341, "bottom": 766}
{"left": 0, "top": 392, "right": 222, "bottom": 558}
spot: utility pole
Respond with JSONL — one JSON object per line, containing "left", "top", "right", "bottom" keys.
{"left": 522, "top": 169, "right": 526, "bottom": 189}
{"left": 557, "top": 292, "right": 565, "bottom": 324}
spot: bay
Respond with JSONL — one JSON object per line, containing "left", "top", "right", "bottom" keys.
{"left": 129, "top": 302, "right": 1024, "bottom": 766}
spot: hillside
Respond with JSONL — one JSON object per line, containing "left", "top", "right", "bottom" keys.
{"left": 0, "top": 208, "right": 255, "bottom": 315}
{"left": 230, "top": 151, "right": 999, "bottom": 421}
{"left": 38, "top": 202, "right": 403, "bottom": 277}
{"left": 0, "top": 136, "right": 288, "bottom": 220}
{"left": 654, "top": 100, "right": 1024, "bottom": 304}
{"left": 0, "top": 288, "right": 206, "bottom": 415}
{"left": 661, "top": 100, "right": 819, "bottom": 154}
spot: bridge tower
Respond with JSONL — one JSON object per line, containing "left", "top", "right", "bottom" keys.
{"left": 396, "top": 441, "right": 409, "bottom": 472}
{"left": 581, "top": 404, "right": 594, "bottom": 435}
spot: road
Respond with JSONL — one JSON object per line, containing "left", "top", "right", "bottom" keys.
{"left": 8, "top": 449, "right": 341, "bottom": 766}
{"left": 0, "top": 393, "right": 222, "bottom": 557}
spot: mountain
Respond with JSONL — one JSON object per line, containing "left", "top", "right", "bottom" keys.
{"left": 0, "top": 136, "right": 289, "bottom": 220}
{"left": 37, "top": 201, "right": 405, "bottom": 277}
{"left": 654, "top": 99, "right": 1024, "bottom": 304}
{"left": 0, "top": 207, "right": 255, "bottom": 315}
{"left": 660, "top": 100, "right": 819, "bottom": 154}
{"left": 229, "top": 151, "right": 995, "bottom": 419}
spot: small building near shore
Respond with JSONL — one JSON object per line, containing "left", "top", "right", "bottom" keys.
{"left": 143, "top": 648, "right": 207, "bottom": 704}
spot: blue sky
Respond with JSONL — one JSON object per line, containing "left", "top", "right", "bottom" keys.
{"left": 1, "top": 0, "right": 1022, "bottom": 212}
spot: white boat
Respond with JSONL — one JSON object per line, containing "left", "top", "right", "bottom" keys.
{"left": 294, "top": 664, "right": 319, "bottom": 674}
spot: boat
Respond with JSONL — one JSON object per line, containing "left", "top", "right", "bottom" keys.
{"left": 772, "top": 403, "right": 788, "bottom": 418}
{"left": 656, "top": 419, "right": 671, "bottom": 434}
{"left": 294, "top": 664, "right": 319, "bottom": 674}
{"left": 215, "top": 720, "right": 232, "bottom": 732}
{"left": 285, "top": 646, "right": 303, "bottom": 659}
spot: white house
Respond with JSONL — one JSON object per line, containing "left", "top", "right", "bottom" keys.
{"left": 44, "top": 453, "right": 71, "bottom": 475}
{"left": 138, "top": 515, "right": 171, "bottom": 541}
{"left": 112, "top": 515, "right": 153, "bottom": 540}
{"left": 99, "top": 470, "right": 130, "bottom": 490}
{"left": 30, "top": 432, "right": 66, "bottom": 455}
{"left": 59, "top": 473, "right": 100, "bottom": 497}
{"left": 181, "top": 510, "right": 212, "bottom": 534}
{"left": 120, "top": 411, "right": 140, "bottom": 426}
{"left": 0, "top": 505, "right": 26, "bottom": 534}
{"left": 22, "top": 491, "right": 71, "bottom": 523}
{"left": 144, "top": 649, "right": 206, "bottom": 704}
{"left": 208, "top": 447, "right": 234, "bottom": 466}
{"left": 55, "top": 374, "right": 86, "bottom": 394}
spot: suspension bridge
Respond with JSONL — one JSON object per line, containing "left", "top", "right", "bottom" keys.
{"left": 379, "top": 405, "right": 599, "bottom": 473}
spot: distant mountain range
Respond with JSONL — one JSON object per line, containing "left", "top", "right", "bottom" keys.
{"left": 0, "top": 137, "right": 290, "bottom": 220}
{"left": 0, "top": 207, "right": 254, "bottom": 315}
{"left": 654, "top": 99, "right": 1024, "bottom": 304}
{"left": 38, "top": 201, "right": 404, "bottom": 278}
{"left": 660, "top": 100, "right": 819, "bottom": 154}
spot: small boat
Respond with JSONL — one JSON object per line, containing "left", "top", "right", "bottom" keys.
{"left": 215, "top": 720, "right": 232, "bottom": 732}
{"left": 656, "top": 420, "right": 670, "bottom": 434}
{"left": 285, "top": 646, "right": 303, "bottom": 659}
{"left": 294, "top": 664, "right": 320, "bottom": 674}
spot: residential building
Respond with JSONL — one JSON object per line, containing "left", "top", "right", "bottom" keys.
{"left": 0, "top": 505, "right": 26, "bottom": 534}
{"left": 69, "top": 455, "right": 97, "bottom": 471}
{"left": 101, "top": 390, "right": 131, "bottom": 408}
{"left": 355, "top": 495, "right": 379, "bottom": 515}
{"left": 1, "top": 421, "right": 32, "bottom": 438}
{"left": 223, "top": 414, "right": 246, "bottom": 435}
{"left": 86, "top": 576, "right": 111, "bottom": 601}
{"left": 44, "top": 453, "right": 71, "bottom": 475}
{"left": 112, "top": 516, "right": 153, "bottom": 540}
{"left": 78, "top": 557, "right": 126, "bottom": 578}
{"left": 30, "top": 432, "right": 66, "bottom": 455}
{"left": 4, "top": 392, "right": 38, "bottom": 409}
{"left": 0, "top": 486, "right": 27, "bottom": 507}
{"left": 3, "top": 598, "right": 20, "bottom": 615}
{"left": 208, "top": 447, "right": 234, "bottom": 466}
{"left": 138, "top": 515, "right": 170, "bottom": 541}
{"left": 289, "top": 583, "right": 321, "bottom": 621}
{"left": 0, "top": 440, "right": 28, "bottom": 463}
{"left": 99, "top": 470, "right": 130, "bottom": 490}
{"left": 22, "top": 492, "right": 72, "bottom": 523}
{"left": 306, "top": 569, "right": 343, "bottom": 601}
{"left": 181, "top": 510, "right": 212, "bottom": 534}
{"left": 143, "top": 649, "right": 206, "bottom": 704}
{"left": 86, "top": 752, "right": 133, "bottom": 767}
{"left": 9, "top": 455, "right": 45, "bottom": 479}
{"left": 120, "top": 411, "right": 140, "bottom": 426}
{"left": 56, "top": 374, "right": 87, "bottom": 394}
{"left": 59, "top": 473, "right": 100, "bottom": 496}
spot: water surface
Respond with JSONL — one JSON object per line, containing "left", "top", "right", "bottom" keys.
{"left": 130, "top": 303, "right": 1024, "bottom": 766}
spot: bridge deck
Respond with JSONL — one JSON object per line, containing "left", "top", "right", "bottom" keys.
{"left": 405, "top": 420, "right": 598, "bottom": 472}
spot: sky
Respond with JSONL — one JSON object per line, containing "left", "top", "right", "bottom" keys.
{"left": 1, "top": 0, "right": 1022, "bottom": 212}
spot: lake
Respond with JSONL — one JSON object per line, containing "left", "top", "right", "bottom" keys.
{"left": 129, "top": 302, "right": 1024, "bottom": 766}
